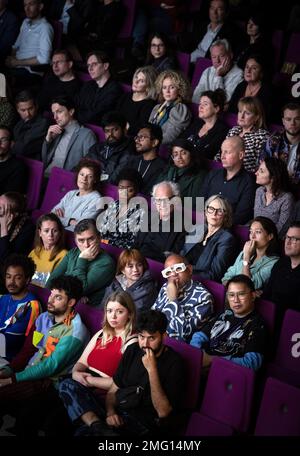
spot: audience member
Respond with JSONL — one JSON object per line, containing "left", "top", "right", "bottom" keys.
{"left": 192, "top": 39, "right": 243, "bottom": 104}
{"left": 182, "top": 89, "right": 228, "bottom": 159}
{"left": 263, "top": 222, "right": 300, "bottom": 320}
{"left": 102, "top": 249, "right": 158, "bottom": 314}
{"left": 117, "top": 66, "right": 157, "bottom": 137}
{"left": 228, "top": 55, "right": 274, "bottom": 123}
{"left": 0, "top": 192, "right": 35, "bottom": 261}
{"left": 47, "top": 219, "right": 115, "bottom": 306}
{"left": 97, "top": 168, "right": 146, "bottom": 249}
{"left": 157, "top": 138, "right": 207, "bottom": 201}
{"left": 191, "top": 274, "right": 268, "bottom": 371}
{"left": 222, "top": 216, "right": 280, "bottom": 292}
{"left": 75, "top": 51, "right": 122, "bottom": 125}
{"left": 59, "top": 290, "right": 137, "bottom": 437}
{"left": 201, "top": 136, "right": 256, "bottom": 224}
{"left": 42, "top": 96, "right": 97, "bottom": 175}
{"left": 152, "top": 254, "right": 213, "bottom": 342}
{"left": 0, "top": 0, "right": 19, "bottom": 68}
{"left": 29, "top": 213, "right": 68, "bottom": 287}
{"left": 133, "top": 181, "right": 185, "bottom": 263}
{"left": 37, "top": 49, "right": 82, "bottom": 112}
{"left": 87, "top": 112, "right": 135, "bottom": 184}
{"left": 52, "top": 158, "right": 102, "bottom": 230}
{"left": 149, "top": 70, "right": 192, "bottom": 145}
{"left": 0, "top": 254, "right": 41, "bottom": 362}
{"left": 254, "top": 158, "right": 294, "bottom": 238}
{"left": 224, "top": 96, "right": 269, "bottom": 172}
{"left": 5, "top": 0, "right": 53, "bottom": 89}
{"left": 260, "top": 102, "right": 300, "bottom": 184}
{"left": 0, "top": 125, "right": 27, "bottom": 194}
{"left": 144, "top": 32, "right": 178, "bottom": 74}
{"left": 12, "top": 90, "right": 50, "bottom": 159}
{"left": 0, "top": 275, "right": 89, "bottom": 437}
{"left": 182, "top": 195, "right": 237, "bottom": 281}
{"left": 128, "top": 123, "right": 166, "bottom": 195}
{"left": 100, "top": 309, "right": 186, "bottom": 436}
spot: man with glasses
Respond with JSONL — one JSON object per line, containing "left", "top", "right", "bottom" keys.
{"left": 191, "top": 274, "right": 267, "bottom": 371}
{"left": 133, "top": 181, "right": 185, "bottom": 263}
{"left": 263, "top": 222, "right": 300, "bottom": 322}
{"left": 0, "top": 126, "right": 27, "bottom": 194}
{"left": 128, "top": 123, "right": 166, "bottom": 194}
{"left": 87, "top": 111, "right": 135, "bottom": 184}
{"left": 75, "top": 50, "right": 122, "bottom": 125}
{"left": 37, "top": 49, "right": 81, "bottom": 111}
{"left": 152, "top": 254, "right": 213, "bottom": 341}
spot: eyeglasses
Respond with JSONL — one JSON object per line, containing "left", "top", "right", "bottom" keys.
{"left": 206, "top": 206, "right": 225, "bottom": 216}
{"left": 227, "top": 291, "right": 251, "bottom": 300}
{"left": 151, "top": 43, "right": 165, "bottom": 48}
{"left": 154, "top": 198, "right": 171, "bottom": 207}
{"left": 134, "top": 134, "right": 151, "bottom": 141}
{"left": 284, "top": 235, "right": 300, "bottom": 244}
{"left": 161, "top": 262, "right": 187, "bottom": 278}
{"left": 0, "top": 137, "right": 10, "bottom": 144}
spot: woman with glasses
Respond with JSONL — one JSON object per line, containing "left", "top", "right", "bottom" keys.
{"left": 222, "top": 216, "right": 280, "bottom": 292}
{"left": 182, "top": 89, "right": 228, "bottom": 159}
{"left": 191, "top": 274, "right": 268, "bottom": 371}
{"left": 182, "top": 195, "right": 237, "bottom": 282}
{"left": 149, "top": 70, "right": 192, "bottom": 144}
{"left": 157, "top": 138, "right": 207, "bottom": 201}
{"left": 145, "top": 32, "right": 178, "bottom": 74}
{"left": 117, "top": 66, "right": 157, "bottom": 137}
{"left": 254, "top": 157, "right": 294, "bottom": 238}
{"left": 101, "top": 249, "right": 158, "bottom": 314}
{"left": 97, "top": 168, "right": 146, "bottom": 249}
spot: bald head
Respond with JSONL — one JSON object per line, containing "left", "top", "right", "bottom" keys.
{"left": 221, "top": 136, "right": 245, "bottom": 171}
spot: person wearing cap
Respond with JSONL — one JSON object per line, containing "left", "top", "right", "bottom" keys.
{"left": 156, "top": 138, "right": 207, "bottom": 202}
{"left": 152, "top": 253, "right": 213, "bottom": 342}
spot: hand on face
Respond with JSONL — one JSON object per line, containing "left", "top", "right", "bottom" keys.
{"left": 79, "top": 242, "right": 100, "bottom": 261}
{"left": 243, "top": 239, "right": 256, "bottom": 262}
{"left": 216, "top": 56, "right": 231, "bottom": 76}
{"left": 166, "top": 278, "right": 179, "bottom": 301}
{"left": 142, "top": 347, "right": 157, "bottom": 373}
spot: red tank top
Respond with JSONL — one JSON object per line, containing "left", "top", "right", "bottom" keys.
{"left": 87, "top": 336, "right": 123, "bottom": 377}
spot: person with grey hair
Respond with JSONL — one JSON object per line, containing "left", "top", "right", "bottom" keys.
{"left": 133, "top": 181, "right": 185, "bottom": 262}
{"left": 46, "top": 219, "right": 115, "bottom": 306}
{"left": 182, "top": 195, "right": 238, "bottom": 281}
{"left": 192, "top": 39, "right": 243, "bottom": 104}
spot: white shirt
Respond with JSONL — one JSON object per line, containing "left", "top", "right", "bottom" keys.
{"left": 191, "top": 24, "right": 222, "bottom": 63}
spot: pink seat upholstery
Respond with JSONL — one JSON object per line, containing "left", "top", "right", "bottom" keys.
{"left": 176, "top": 51, "right": 190, "bottom": 76}
{"left": 185, "top": 412, "right": 234, "bottom": 436}
{"left": 191, "top": 58, "right": 212, "bottom": 91}
{"left": 18, "top": 157, "right": 44, "bottom": 210}
{"left": 86, "top": 123, "right": 105, "bottom": 142}
{"left": 194, "top": 277, "right": 226, "bottom": 314}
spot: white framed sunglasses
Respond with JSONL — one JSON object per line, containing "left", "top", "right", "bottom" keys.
{"left": 161, "top": 262, "right": 187, "bottom": 278}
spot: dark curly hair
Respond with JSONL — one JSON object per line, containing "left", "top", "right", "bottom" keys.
{"left": 49, "top": 275, "right": 83, "bottom": 301}
{"left": 2, "top": 254, "right": 36, "bottom": 280}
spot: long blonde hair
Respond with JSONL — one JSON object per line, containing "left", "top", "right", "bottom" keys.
{"left": 101, "top": 291, "right": 136, "bottom": 351}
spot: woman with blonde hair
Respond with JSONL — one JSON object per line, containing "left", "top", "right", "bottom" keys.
{"left": 29, "top": 213, "right": 68, "bottom": 287}
{"left": 102, "top": 249, "right": 158, "bottom": 313}
{"left": 59, "top": 290, "right": 137, "bottom": 436}
{"left": 222, "top": 96, "right": 269, "bottom": 172}
{"left": 117, "top": 66, "right": 157, "bottom": 136}
{"left": 149, "top": 70, "right": 192, "bottom": 144}
{"left": 182, "top": 195, "right": 238, "bottom": 281}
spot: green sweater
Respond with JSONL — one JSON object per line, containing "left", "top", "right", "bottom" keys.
{"left": 46, "top": 248, "right": 116, "bottom": 306}
{"left": 157, "top": 165, "right": 207, "bottom": 201}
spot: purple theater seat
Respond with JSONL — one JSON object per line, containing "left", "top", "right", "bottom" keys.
{"left": 255, "top": 298, "right": 276, "bottom": 336}
{"left": 176, "top": 51, "right": 190, "bottom": 76}
{"left": 255, "top": 377, "right": 300, "bottom": 436}
{"left": 266, "top": 309, "right": 300, "bottom": 387}
{"left": 164, "top": 336, "right": 203, "bottom": 409}
{"left": 100, "top": 242, "right": 122, "bottom": 261}
{"left": 86, "top": 123, "right": 105, "bottom": 142}
{"left": 159, "top": 144, "right": 170, "bottom": 159}
{"left": 147, "top": 258, "right": 164, "bottom": 286}
{"left": 76, "top": 301, "right": 104, "bottom": 336}
{"left": 205, "top": 158, "right": 223, "bottom": 170}
{"left": 222, "top": 112, "right": 238, "bottom": 129}
{"left": 199, "top": 357, "right": 255, "bottom": 433}
{"left": 232, "top": 224, "right": 250, "bottom": 250}
{"left": 193, "top": 277, "right": 226, "bottom": 314}
{"left": 18, "top": 157, "right": 44, "bottom": 210}
{"left": 191, "top": 58, "right": 212, "bottom": 91}
{"left": 50, "top": 20, "right": 63, "bottom": 50}
{"left": 101, "top": 183, "right": 119, "bottom": 200}
{"left": 28, "top": 284, "right": 50, "bottom": 310}
{"left": 185, "top": 412, "right": 234, "bottom": 436}
{"left": 32, "top": 167, "right": 76, "bottom": 220}
{"left": 121, "top": 83, "right": 132, "bottom": 93}
{"left": 285, "top": 32, "right": 300, "bottom": 65}
{"left": 76, "top": 71, "right": 92, "bottom": 82}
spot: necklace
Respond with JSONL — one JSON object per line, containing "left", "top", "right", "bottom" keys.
{"left": 138, "top": 159, "right": 152, "bottom": 178}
